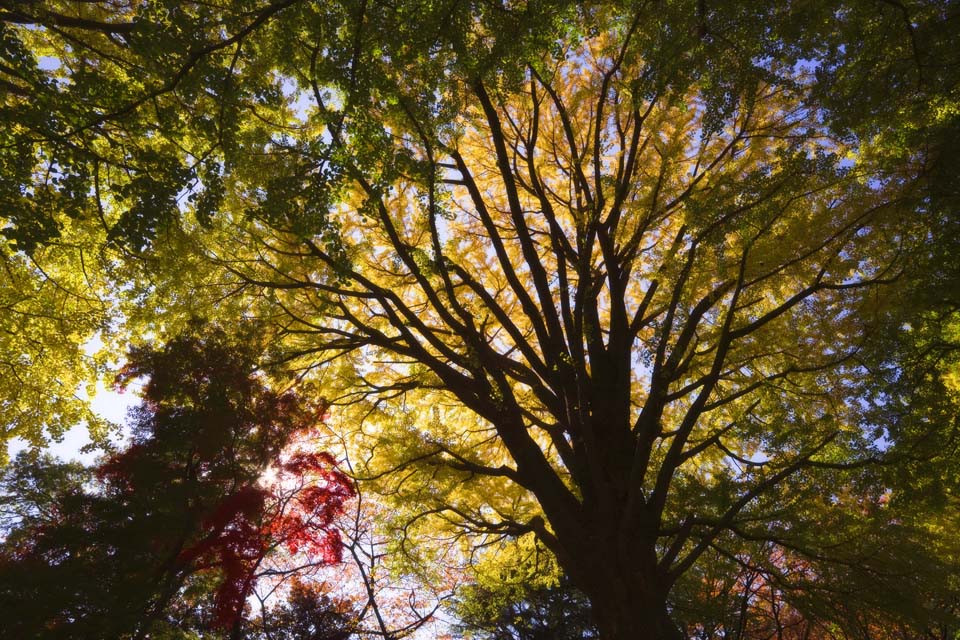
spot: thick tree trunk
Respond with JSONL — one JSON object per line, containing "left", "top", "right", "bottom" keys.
{"left": 557, "top": 529, "right": 684, "bottom": 640}
{"left": 588, "top": 592, "right": 684, "bottom": 640}
{"left": 575, "top": 571, "right": 684, "bottom": 640}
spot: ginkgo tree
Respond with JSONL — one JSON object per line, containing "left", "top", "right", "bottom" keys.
{"left": 189, "top": 27, "right": 950, "bottom": 640}
{"left": 3, "top": 1, "right": 959, "bottom": 638}
{"left": 194, "top": 16, "right": 945, "bottom": 640}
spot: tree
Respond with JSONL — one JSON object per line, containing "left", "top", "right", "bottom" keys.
{"left": 206, "top": 21, "right": 944, "bottom": 640}
{"left": 243, "top": 578, "right": 356, "bottom": 640}
{"left": 0, "top": 231, "right": 112, "bottom": 458}
{"left": 3, "top": 2, "right": 959, "bottom": 638}
{"left": 0, "top": 451, "right": 89, "bottom": 533}
{"left": 0, "top": 328, "right": 354, "bottom": 639}
{"left": 455, "top": 569, "right": 597, "bottom": 640}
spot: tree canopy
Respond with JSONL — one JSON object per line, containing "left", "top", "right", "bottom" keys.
{"left": 2, "top": 1, "right": 959, "bottom": 638}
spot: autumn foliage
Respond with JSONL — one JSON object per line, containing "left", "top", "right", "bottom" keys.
{"left": 2, "top": 2, "right": 959, "bottom": 638}
{"left": 0, "top": 328, "right": 354, "bottom": 637}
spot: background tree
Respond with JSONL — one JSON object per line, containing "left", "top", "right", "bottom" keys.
{"left": 0, "top": 327, "right": 354, "bottom": 639}
{"left": 0, "top": 451, "right": 88, "bottom": 533}
{"left": 243, "top": 578, "right": 356, "bottom": 640}
{"left": 454, "top": 568, "right": 597, "bottom": 640}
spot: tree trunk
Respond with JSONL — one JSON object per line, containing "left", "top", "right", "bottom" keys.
{"left": 578, "top": 574, "right": 684, "bottom": 640}
{"left": 557, "top": 529, "right": 684, "bottom": 640}
{"left": 589, "top": 594, "right": 684, "bottom": 640}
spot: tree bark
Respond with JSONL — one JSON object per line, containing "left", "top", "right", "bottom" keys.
{"left": 558, "top": 530, "right": 685, "bottom": 640}
{"left": 577, "top": 568, "right": 684, "bottom": 640}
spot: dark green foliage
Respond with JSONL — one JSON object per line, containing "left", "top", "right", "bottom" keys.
{"left": 0, "top": 0, "right": 582, "bottom": 254}
{"left": 455, "top": 576, "right": 598, "bottom": 640}
{"left": 0, "top": 327, "right": 352, "bottom": 639}
{"left": 0, "top": 452, "right": 89, "bottom": 534}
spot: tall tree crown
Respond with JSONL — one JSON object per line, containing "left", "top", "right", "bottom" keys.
{"left": 2, "top": 1, "right": 959, "bottom": 637}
